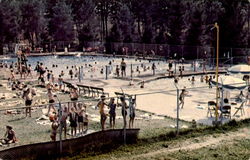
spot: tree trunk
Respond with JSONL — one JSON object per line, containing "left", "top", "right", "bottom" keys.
{"left": 137, "top": 18, "right": 141, "bottom": 36}
{"left": 0, "top": 42, "right": 3, "bottom": 55}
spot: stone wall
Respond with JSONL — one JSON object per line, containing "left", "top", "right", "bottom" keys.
{"left": 0, "top": 129, "right": 139, "bottom": 160}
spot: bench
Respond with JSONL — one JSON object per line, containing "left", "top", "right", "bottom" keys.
{"left": 90, "top": 86, "right": 109, "bottom": 97}
{"left": 77, "top": 84, "right": 91, "bottom": 96}
{"left": 63, "top": 81, "right": 74, "bottom": 90}
{"left": 77, "top": 84, "right": 109, "bottom": 98}
{"left": 114, "top": 92, "right": 131, "bottom": 98}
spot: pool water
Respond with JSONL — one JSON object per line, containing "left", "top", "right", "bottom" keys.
{"left": 0, "top": 55, "right": 209, "bottom": 80}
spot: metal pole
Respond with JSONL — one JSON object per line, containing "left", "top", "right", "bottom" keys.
{"left": 120, "top": 88, "right": 126, "bottom": 145}
{"left": 131, "top": 64, "right": 133, "bottom": 79}
{"left": 176, "top": 88, "right": 180, "bottom": 135}
{"left": 56, "top": 96, "right": 63, "bottom": 154}
{"left": 105, "top": 65, "right": 108, "bottom": 80}
{"left": 79, "top": 67, "right": 81, "bottom": 83}
{"left": 215, "top": 22, "right": 220, "bottom": 123}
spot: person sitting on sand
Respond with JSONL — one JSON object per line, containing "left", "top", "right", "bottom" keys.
{"left": 174, "top": 76, "right": 179, "bottom": 84}
{"left": 97, "top": 95, "right": 108, "bottom": 131}
{"left": 118, "top": 96, "right": 129, "bottom": 129}
{"left": 191, "top": 76, "right": 195, "bottom": 85}
{"left": 1, "top": 126, "right": 17, "bottom": 145}
{"left": 69, "top": 69, "right": 73, "bottom": 79}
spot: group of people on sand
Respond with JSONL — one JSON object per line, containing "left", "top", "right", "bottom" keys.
{"left": 49, "top": 102, "right": 89, "bottom": 141}
{"left": 96, "top": 95, "right": 136, "bottom": 130}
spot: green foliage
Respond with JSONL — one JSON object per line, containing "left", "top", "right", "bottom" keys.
{"left": 0, "top": 0, "right": 20, "bottom": 54}
{"left": 2, "top": 0, "right": 250, "bottom": 53}
{"left": 19, "top": 0, "right": 47, "bottom": 48}
{"left": 50, "top": 0, "right": 74, "bottom": 41}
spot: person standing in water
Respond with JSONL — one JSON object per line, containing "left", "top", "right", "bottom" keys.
{"left": 120, "top": 58, "right": 126, "bottom": 77}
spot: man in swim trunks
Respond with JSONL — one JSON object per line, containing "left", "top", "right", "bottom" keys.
{"left": 120, "top": 58, "right": 126, "bottom": 77}
{"left": 22, "top": 86, "right": 36, "bottom": 117}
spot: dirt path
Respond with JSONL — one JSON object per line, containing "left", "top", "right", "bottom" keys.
{"left": 117, "top": 128, "right": 250, "bottom": 160}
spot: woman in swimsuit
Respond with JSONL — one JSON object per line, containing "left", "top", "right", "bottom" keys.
{"left": 2, "top": 126, "right": 17, "bottom": 144}
{"left": 97, "top": 95, "right": 108, "bottom": 130}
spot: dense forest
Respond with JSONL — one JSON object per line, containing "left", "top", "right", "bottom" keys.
{"left": 0, "top": 0, "right": 250, "bottom": 55}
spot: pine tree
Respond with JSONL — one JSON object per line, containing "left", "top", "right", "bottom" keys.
{"left": 50, "top": 0, "right": 74, "bottom": 41}
{"left": 0, "top": 0, "right": 20, "bottom": 54}
{"left": 20, "top": 0, "right": 47, "bottom": 49}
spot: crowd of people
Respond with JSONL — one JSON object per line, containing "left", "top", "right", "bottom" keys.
{"left": 96, "top": 95, "right": 136, "bottom": 131}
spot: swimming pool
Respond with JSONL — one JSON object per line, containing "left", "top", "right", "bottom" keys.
{"left": 0, "top": 55, "right": 209, "bottom": 80}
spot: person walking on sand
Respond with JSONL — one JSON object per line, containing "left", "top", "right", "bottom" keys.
{"left": 97, "top": 95, "right": 108, "bottom": 131}
{"left": 108, "top": 98, "right": 116, "bottom": 129}
{"left": 179, "top": 88, "right": 188, "bottom": 109}
{"left": 120, "top": 58, "right": 126, "bottom": 77}
{"left": 129, "top": 98, "right": 136, "bottom": 129}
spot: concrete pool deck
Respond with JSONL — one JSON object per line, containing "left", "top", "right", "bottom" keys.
{"left": 62, "top": 69, "right": 249, "bottom": 126}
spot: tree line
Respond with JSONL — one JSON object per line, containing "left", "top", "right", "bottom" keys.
{"left": 0, "top": 0, "right": 250, "bottom": 54}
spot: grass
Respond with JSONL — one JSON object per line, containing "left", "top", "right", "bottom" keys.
{"left": 64, "top": 119, "right": 250, "bottom": 160}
